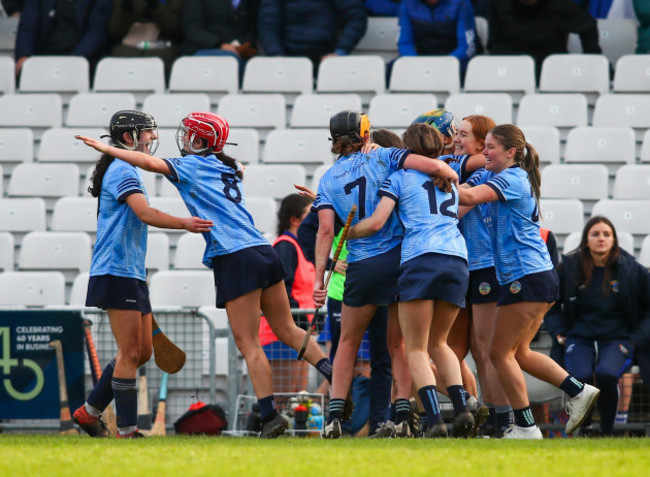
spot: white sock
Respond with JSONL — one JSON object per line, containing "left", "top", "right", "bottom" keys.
{"left": 85, "top": 402, "right": 102, "bottom": 417}
{"left": 118, "top": 425, "right": 137, "bottom": 436}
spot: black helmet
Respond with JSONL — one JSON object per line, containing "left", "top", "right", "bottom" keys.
{"left": 107, "top": 110, "right": 159, "bottom": 154}
{"left": 329, "top": 110, "right": 370, "bottom": 143}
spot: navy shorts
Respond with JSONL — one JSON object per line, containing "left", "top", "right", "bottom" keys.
{"left": 212, "top": 245, "right": 286, "bottom": 308}
{"left": 86, "top": 275, "right": 152, "bottom": 314}
{"left": 343, "top": 246, "right": 400, "bottom": 307}
{"left": 496, "top": 269, "right": 559, "bottom": 306}
{"left": 398, "top": 253, "right": 469, "bottom": 308}
{"left": 467, "top": 266, "right": 499, "bottom": 305}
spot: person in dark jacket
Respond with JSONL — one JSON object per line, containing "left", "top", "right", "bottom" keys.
{"left": 180, "top": 0, "right": 259, "bottom": 79}
{"left": 257, "top": 0, "right": 367, "bottom": 68}
{"left": 14, "top": 0, "right": 112, "bottom": 76}
{"left": 488, "top": 0, "right": 601, "bottom": 78}
{"left": 108, "top": 0, "right": 183, "bottom": 81}
{"left": 397, "top": 0, "right": 477, "bottom": 74}
{"left": 544, "top": 216, "right": 650, "bottom": 436}
{"left": 1, "top": 0, "right": 23, "bottom": 16}
{"left": 634, "top": 0, "right": 650, "bottom": 53}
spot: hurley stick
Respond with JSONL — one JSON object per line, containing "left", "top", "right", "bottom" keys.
{"left": 297, "top": 204, "right": 357, "bottom": 360}
{"left": 152, "top": 316, "right": 186, "bottom": 374}
{"left": 49, "top": 340, "right": 79, "bottom": 435}
{"left": 149, "top": 372, "right": 169, "bottom": 436}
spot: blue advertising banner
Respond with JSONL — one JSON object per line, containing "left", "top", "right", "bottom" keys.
{"left": 0, "top": 310, "right": 85, "bottom": 419}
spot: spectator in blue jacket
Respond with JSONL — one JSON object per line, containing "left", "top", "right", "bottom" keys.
{"left": 14, "top": 0, "right": 112, "bottom": 76}
{"left": 258, "top": 0, "right": 367, "bottom": 69}
{"left": 397, "top": 0, "right": 477, "bottom": 75}
{"left": 544, "top": 216, "right": 650, "bottom": 436}
{"left": 366, "top": 0, "right": 401, "bottom": 16}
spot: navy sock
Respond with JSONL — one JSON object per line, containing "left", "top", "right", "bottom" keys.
{"left": 327, "top": 398, "right": 345, "bottom": 424}
{"left": 87, "top": 359, "right": 115, "bottom": 412}
{"left": 112, "top": 377, "right": 137, "bottom": 428}
{"left": 513, "top": 406, "right": 535, "bottom": 428}
{"left": 496, "top": 406, "right": 513, "bottom": 431}
{"left": 417, "top": 385, "right": 443, "bottom": 425}
{"left": 447, "top": 385, "right": 468, "bottom": 416}
{"left": 394, "top": 398, "right": 410, "bottom": 424}
{"left": 315, "top": 358, "right": 333, "bottom": 384}
{"left": 485, "top": 404, "right": 496, "bottom": 428}
{"left": 258, "top": 395, "right": 277, "bottom": 422}
{"left": 560, "top": 376, "right": 585, "bottom": 398}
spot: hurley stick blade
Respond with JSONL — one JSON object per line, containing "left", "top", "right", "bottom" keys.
{"left": 152, "top": 316, "right": 186, "bottom": 374}
{"left": 49, "top": 340, "right": 79, "bottom": 435}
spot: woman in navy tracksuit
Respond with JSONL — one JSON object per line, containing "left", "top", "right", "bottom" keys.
{"left": 545, "top": 216, "right": 650, "bottom": 436}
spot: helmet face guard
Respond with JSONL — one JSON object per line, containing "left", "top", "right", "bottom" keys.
{"left": 412, "top": 109, "right": 460, "bottom": 139}
{"left": 108, "top": 110, "right": 159, "bottom": 155}
{"left": 329, "top": 110, "right": 370, "bottom": 143}
{"left": 176, "top": 112, "right": 230, "bottom": 156}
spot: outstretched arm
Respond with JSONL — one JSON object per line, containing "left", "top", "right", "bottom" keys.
{"left": 76, "top": 135, "right": 172, "bottom": 175}
{"left": 313, "top": 208, "right": 336, "bottom": 307}
{"left": 458, "top": 184, "right": 498, "bottom": 206}
{"left": 126, "top": 193, "right": 212, "bottom": 232}
{"left": 403, "top": 153, "right": 459, "bottom": 183}
{"left": 347, "top": 196, "right": 395, "bottom": 239}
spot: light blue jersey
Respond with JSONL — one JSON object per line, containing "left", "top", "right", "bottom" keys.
{"left": 163, "top": 154, "right": 269, "bottom": 267}
{"left": 379, "top": 169, "right": 467, "bottom": 264}
{"left": 468, "top": 165, "right": 553, "bottom": 284}
{"left": 313, "top": 147, "right": 409, "bottom": 263}
{"left": 462, "top": 168, "right": 494, "bottom": 271}
{"left": 91, "top": 159, "right": 148, "bottom": 281}
{"left": 439, "top": 154, "right": 472, "bottom": 183}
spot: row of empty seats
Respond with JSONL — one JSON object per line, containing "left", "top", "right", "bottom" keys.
{"left": 2, "top": 90, "right": 650, "bottom": 145}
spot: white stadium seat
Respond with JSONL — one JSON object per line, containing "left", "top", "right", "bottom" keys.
{"left": 169, "top": 56, "right": 239, "bottom": 105}
{"left": 242, "top": 57, "right": 313, "bottom": 104}
{"left": 37, "top": 127, "right": 108, "bottom": 165}
{"left": 317, "top": 55, "right": 385, "bottom": 105}
{"left": 290, "top": 93, "right": 362, "bottom": 128}
{"left": 352, "top": 16, "right": 399, "bottom": 61}
{"left": 149, "top": 270, "right": 215, "bottom": 307}
{"left": 541, "top": 164, "right": 608, "bottom": 201}
{"left": 51, "top": 197, "right": 97, "bottom": 232}
{"left": 0, "top": 232, "right": 13, "bottom": 272}
{"left": 0, "top": 198, "right": 47, "bottom": 233}
{"left": 369, "top": 93, "right": 437, "bottom": 128}
{"left": 66, "top": 93, "right": 136, "bottom": 127}
{"left": 241, "top": 164, "right": 306, "bottom": 200}
{"left": 613, "top": 55, "right": 650, "bottom": 93}
{"left": 0, "top": 94, "right": 62, "bottom": 139}
{"left": 564, "top": 126, "right": 636, "bottom": 174}
{"left": 613, "top": 165, "right": 650, "bottom": 200}
{"left": 246, "top": 196, "right": 278, "bottom": 239}
{"left": 19, "top": 56, "right": 89, "bottom": 104}
{"left": 146, "top": 233, "right": 170, "bottom": 272}
{"left": 173, "top": 233, "right": 205, "bottom": 270}
{"left": 93, "top": 57, "right": 165, "bottom": 104}
{"left": 225, "top": 128, "right": 260, "bottom": 165}
{"left": 590, "top": 200, "right": 650, "bottom": 236}
{"left": 519, "top": 126, "right": 560, "bottom": 166}
{"left": 567, "top": 19, "right": 637, "bottom": 65}
{"left": 142, "top": 93, "right": 211, "bottom": 128}
{"left": 517, "top": 94, "right": 588, "bottom": 139}
{"left": 18, "top": 231, "right": 92, "bottom": 273}
{"left": 69, "top": 272, "right": 89, "bottom": 306}
{"left": 539, "top": 199, "right": 584, "bottom": 235}
{"left": 0, "top": 48, "right": 16, "bottom": 94}
{"left": 464, "top": 55, "right": 536, "bottom": 104}
{"left": 539, "top": 54, "right": 609, "bottom": 104}
{"left": 593, "top": 94, "right": 650, "bottom": 140}
{"left": 217, "top": 93, "right": 286, "bottom": 139}
{"left": 640, "top": 235, "right": 650, "bottom": 268}
{"left": 445, "top": 93, "right": 513, "bottom": 125}
{"left": 262, "top": 129, "right": 332, "bottom": 166}
{"left": 8, "top": 163, "right": 80, "bottom": 200}
{"left": 0, "top": 128, "right": 33, "bottom": 172}
{"left": 388, "top": 56, "right": 460, "bottom": 105}
{"left": 0, "top": 271, "right": 65, "bottom": 306}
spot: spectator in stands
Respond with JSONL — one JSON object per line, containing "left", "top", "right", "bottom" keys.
{"left": 545, "top": 216, "right": 650, "bottom": 436}
{"left": 396, "top": 0, "right": 477, "bottom": 76}
{"left": 366, "top": 0, "right": 401, "bottom": 16}
{"left": 257, "top": 0, "right": 368, "bottom": 70}
{"left": 14, "top": 0, "right": 112, "bottom": 76}
{"left": 634, "top": 0, "right": 650, "bottom": 53}
{"left": 471, "top": 0, "right": 489, "bottom": 17}
{"left": 1, "top": 0, "right": 23, "bottom": 16}
{"left": 259, "top": 193, "right": 315, "bottom": 393}
{"left": 488, "top": 0, "right": 601, "bottom": 78}
{"left": 108, "top": 0, "right": 184, "bottom": 81}
{"left": 180, "top": 0, "right": 259, "bottom": 80}
{"left": 574, "top": 0, "right": 637, "bottom": 19}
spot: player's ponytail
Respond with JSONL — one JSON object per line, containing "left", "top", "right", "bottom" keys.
{"left": 216, "top": 151, "right": 243, "bottom": 179}
{"left": 522, "top": 142, "right": 541, "bottom": 204}
{"left": 88, "top": 153, "right": 115, "bottom": 197}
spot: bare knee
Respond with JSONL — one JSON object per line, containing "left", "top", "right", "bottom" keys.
{"left": 117, "top": 347, "right": 141, "bottom": 369}
{"left": 138, "top": 347, "right": 152, "bottom": 367}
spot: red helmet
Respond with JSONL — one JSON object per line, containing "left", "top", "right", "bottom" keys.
{"left": 176, "top": 112, "right": 230, "bottom": 155}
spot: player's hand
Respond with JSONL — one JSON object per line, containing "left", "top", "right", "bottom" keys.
{"left": 294, "top": 184, "right": 316, "bottom": 201}
{"left": 236, "top": 41, "right": 257, "bottom": 58}
{"left": 221, "top": 43, "right": 240, "bottom": 55}
{"left": 333, "top": 260, "right": 347, "bottom": 275}
{"left": 313, "top": 286, "right": 327, "bottom": 308}
{"left": 75, "top": 135, "right": 109, "bottom": 154}
{"left": 361, "top": 142, "right": 379, "bottom": 154}
{"left": 182, "top": 217, "right": 213, "bottom": 233}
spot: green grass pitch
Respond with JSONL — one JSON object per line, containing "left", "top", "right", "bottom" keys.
{"left": 1, "top": 435, "right": 649, "bottom": 477}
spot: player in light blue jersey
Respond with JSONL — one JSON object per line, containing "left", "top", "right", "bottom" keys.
{"left": 78, "top": 112, "right": 334, "bottom": 439}
{"left": 458, "top": 124, "right": 600, "bottom": 439}
{"left": 314, "top": 110, "right": 459, "bottom": 438}
{"left": 76, "top": 110, "right": 213, "bottom": 439}
{"left": 347, "top": 123, "right": 475, "bottom": 438}
{"left": 452, "top": 115, "right": 514, "bottom": 437}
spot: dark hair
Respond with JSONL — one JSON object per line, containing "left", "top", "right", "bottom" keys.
{"left": 331, "top": 136, "right": 364, "bottom": 156}
{"left": 277, "top": 194, "right": 312, "bottom": 236}
{"left": 216, "top": 151, "right": 243, "bottom": 179}
{"left": 489, "top": 124, "right": 541, "bottom": 204}
{"left": 372, "top": 129, "right": 404, "bottom": 148}
{"left": 88, "top": 153, "right": 115, "bottom": 197}
{"left": 402, "top": 123, "right": 451, "bottom": 192}
{"left": 578, "top": 216, "right": 620, "bottom": 296}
